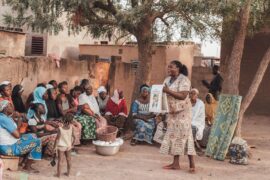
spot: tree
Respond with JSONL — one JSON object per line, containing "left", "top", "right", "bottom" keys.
{"left": 3, "top": 0, "right": 270, "bottom": 136}
{"left": 220, "top": 0, "right": 270, "bottom": 136}
{"left": 2, "top": 0, "right": 223, "bottom": 101}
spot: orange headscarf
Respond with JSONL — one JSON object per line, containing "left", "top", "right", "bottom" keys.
{"left": 205, "top": 93, "right": 218, "bottom": 125}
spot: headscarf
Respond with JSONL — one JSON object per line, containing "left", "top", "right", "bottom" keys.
{"left": 27, "top": 87, "right": 48, "bottom": 120}
{"left": 97, "top": 86, "right": 107, "bottom": 94}
{"left": 140, "top": 86, "right": 150, "bottom": 93}
{"left": 0, "top": 81, "right": 11, "bottom": 86}
{"left": 11, "top": 85, "right": 26, "bottom": 113}
{"left": 191, "top": 88, "right": 199, "bottom": 95}
{"left": 0, "top": 100, "right": 9, "bottom": 112}
{"left": 205, "top": 93, "right": 218, "bottom": 125}
{"left": 46, "top": 84, "right": 54, "bottom": 90}
{"left": 111, "top": 90, "right": 120, "bottom": 105}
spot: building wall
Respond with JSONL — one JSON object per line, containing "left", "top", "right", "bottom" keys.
{"left": 0, "top": 31, "right": 26, "bottom": 56}
{"left": 240, "top": 32, "right": 270, "bottom": 115}
{"left": 0, "top": 56, "right": 89, "bottom": 100}
{"left": 79, "top": 44, "right": 199, "bottom": 106}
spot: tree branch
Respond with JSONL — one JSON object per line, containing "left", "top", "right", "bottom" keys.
{"left": 158, "top": 16, "right": 169, "bottom": 26}
{"left": 93, "top": 0, "right": 117, "bottom": 15}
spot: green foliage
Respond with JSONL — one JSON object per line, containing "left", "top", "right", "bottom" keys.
{"left": 2, "top": 0, "right": 270, "bottom": 41}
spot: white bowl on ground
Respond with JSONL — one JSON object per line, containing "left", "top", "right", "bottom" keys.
{"left": 93, "top": 138, "right": 124, "bottom": 156}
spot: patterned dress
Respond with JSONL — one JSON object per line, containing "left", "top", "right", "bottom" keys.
{"left": 75, "top": 115, "right": 96, "bottom": 140}
{"left": 132, "top": 100, "right": 156, "bottom": 144}
{"left": 160, "top": 74, "right": 196, "bottom": 156}
{"left": 0, "top": 113, "right": 42, "bottom": 160}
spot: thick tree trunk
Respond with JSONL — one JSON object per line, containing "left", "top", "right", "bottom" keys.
{"left": 235, "top": 47, "right": 270, "bottom": 136}
{"left": 222, "top": 0, "right": 251, "bottom": 95}
{"left": 131, "top": 35, "right": 153, "bottom": 102}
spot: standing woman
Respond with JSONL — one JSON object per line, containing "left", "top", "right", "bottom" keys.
{"left": 160, "top": 60, "right": 196, "bottom": 172}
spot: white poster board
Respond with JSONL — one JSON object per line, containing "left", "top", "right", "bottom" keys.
{"left": 149, "top": 85, "right": 169, "bottom": 113}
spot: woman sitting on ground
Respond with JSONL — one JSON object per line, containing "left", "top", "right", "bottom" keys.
{"left": 1, "top": 84, "right": 27, "bottom": 133}
{"left": 130, "top": 85, "right": 157, "bottom": 145}
{"left": 12, "top": 85, "right": 26, "bottom": 113}
{"left": 28, "top": 103, "right": 57, "bottom": 157}
{"left": 56, "top": 81, "right": 82, "bottom": 146}
{"left": 70, "top": 86, "right": 83, "bottom": 109}
{"left": 25, "top": 83, "right": 47, "bottom": 109}
{"left": 96, "top": 86, "right": 109, "bottom": 116}
{"left": 46, "top": 86, "right": 61, "bottom": 121}
{"left": 205, "top": 93, "right": 218, "bottom": 126}
{"left": 105, "top": 90, "right": 127, "bottom": 131}
{"left": 0, "top": 100, "right": 42, "bottom": 173}
{"left": 76, "top": 85, "right": 107, "bottom": 142}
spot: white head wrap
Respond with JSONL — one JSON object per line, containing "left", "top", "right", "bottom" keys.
{"left": 0, "top": 81, "right": 11, "bottom": 86}
{"left": 97, "top": 86, "right": 107, "bottom": 94}
{"left": 191, "top": 88, "right": 199, "bottom": 95}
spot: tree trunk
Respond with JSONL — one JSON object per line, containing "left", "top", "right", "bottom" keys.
{"left": 235, "top": 47, "right": 270, "bottom": 136}
{"left": 222, "top": 0, "right": 252, "bottom": 95}
{"left": 131, "top": 34, "right": 153, "bottom": 102}
{"left": 130, "top": 18, "right": 153, "bottom": 103}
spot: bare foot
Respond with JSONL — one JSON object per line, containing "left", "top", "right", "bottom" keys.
{"left": 64, "top": 172, "right": 70, "bottom": 177}
{"left": 163, "top": 163, "right": 180, "bottom": 170}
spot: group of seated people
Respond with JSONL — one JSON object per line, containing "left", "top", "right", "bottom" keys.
{"left": 0, "top": 79, "right": 218, "bottom": 173}
{"left": 0, "top": 79, "right": 130, "bottom": 172}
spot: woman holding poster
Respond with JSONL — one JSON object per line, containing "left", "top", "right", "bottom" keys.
{"left": 160, "top": 60, "right": 196, "bottom": 173}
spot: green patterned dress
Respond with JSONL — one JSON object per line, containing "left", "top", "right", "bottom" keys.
{"left": 75, "top": 114, "right": 96, "bottom": 140}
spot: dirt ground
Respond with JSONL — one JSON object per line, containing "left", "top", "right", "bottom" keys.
{"left": 3, "top": 115, "right": 270, "bottom": 180}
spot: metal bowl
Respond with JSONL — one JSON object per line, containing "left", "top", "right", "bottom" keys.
{"left": 94, "top": 145, "right": 121, "bottom": 156}
{"left": 93, "top": 139, "right": 124, "bottom": 156}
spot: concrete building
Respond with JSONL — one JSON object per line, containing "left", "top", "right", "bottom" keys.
{"left": 79, "top": 43, "right": 202, "bottom": 105}
{"left": 0, "top": 3, "right": 112, "bottom": 59}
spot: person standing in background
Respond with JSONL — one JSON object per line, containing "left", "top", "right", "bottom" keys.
{"left": 202, "top": 65, "right": 223, "bottom": 100}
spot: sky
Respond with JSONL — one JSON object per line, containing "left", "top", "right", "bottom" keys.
{"left": 197, "top": 40, "right": 221, "bottom": 58}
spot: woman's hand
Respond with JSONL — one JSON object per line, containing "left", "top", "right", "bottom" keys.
{"left": 163, "top": 84, "right": 170, "bottom": 94}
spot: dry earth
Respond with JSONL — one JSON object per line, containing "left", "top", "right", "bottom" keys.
{"left": 3, "top": 115, "right": 270, "bottom": 180}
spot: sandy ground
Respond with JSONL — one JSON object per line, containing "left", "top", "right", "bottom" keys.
{"left": 3, "top": 115, "right": 270, "bottom": 180}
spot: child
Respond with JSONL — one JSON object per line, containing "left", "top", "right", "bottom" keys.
{"left": 54, "top": 113, "right": 76, "bottom": 177}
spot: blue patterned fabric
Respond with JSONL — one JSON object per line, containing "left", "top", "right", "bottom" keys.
{"left": 206, "top": 94, "right": 242, "bottom": 161}
{"left": 132, "top": 100, "right": 156, "bottom": 144}
{"left": 0, "top": 134, "right": 42, "bottom": 160}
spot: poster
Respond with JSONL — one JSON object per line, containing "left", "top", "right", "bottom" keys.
{"left": 149, "top": 85, "right": 169, "bottom": 113}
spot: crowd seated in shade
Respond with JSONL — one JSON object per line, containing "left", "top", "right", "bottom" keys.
{"left": 0, "top": 77, "right": 219, "bottom": 174}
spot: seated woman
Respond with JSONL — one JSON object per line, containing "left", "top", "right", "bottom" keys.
{"left": 28, "top": 103, "right": 57, "bottom": 157}
{"left": 46, "top": 86, "right": 61, "bottom": 121}
{"left": 205, "top": 93, "right": 218, "bottom": 126}
{"left": 70, "top": 86, "right": 83, "bottom": 108}
{"left": 105, "top": 90, "right": 127, "bottom": 130}
{"left": 96, "top": 86, "right": 109, "bottom": 116}
{"left": 77, "top": 85, "right": 107, "bottom": 141}
{"left": 56, "top": 81, "right": 82, "bottom": 145}
{"left": 12, "top": 85, "right": 26, "bottom": 113}
{"left": 130, "top": 85, "right": 157, "bottom": 145}
{"left": 27, "top": 86, "right": 49, "bottom": 119}
{"left": 25, "top": 83, "right": 47, "bottom": 109}
{"left": 1, "top": 84, "right": 27, "bottom": 133}
{"left": 0, "top": 100, "right": 41, "bottom": 173}
{"left": 198, "top": 93, "right": 218, "bottom": 148}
